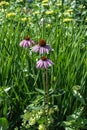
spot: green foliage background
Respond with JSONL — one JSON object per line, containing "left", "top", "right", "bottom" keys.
{"left": 0, "top": 0, "right": 87, "bottom": 129}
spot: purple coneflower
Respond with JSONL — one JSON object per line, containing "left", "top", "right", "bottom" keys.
{"left": 32, "top": 39, "right": 53, "bottom": 54}
{"left": 19, "top": 36, "right": 35, "bottom": 48}
{"left": 36, "top": 56, "right": 54, "bottom": 69}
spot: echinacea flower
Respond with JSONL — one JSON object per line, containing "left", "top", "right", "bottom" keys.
{"left": 32, "top": 39, "right": 53, "bottom": 54}
{"left": 20, "top": 36, "right": 35, "bottom": 48}
{"left": 36, "top": 56, "right": 54, "bottom": 69}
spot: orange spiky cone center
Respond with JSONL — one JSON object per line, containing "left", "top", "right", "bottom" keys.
{"left": 41, "top": 56, "right": 47, "bottom": 61}
{"left": 25, "top": 36, "right": 30, "bottom": 40}
{"left": 39, "top": 39, "right": 46, "bottom": 47}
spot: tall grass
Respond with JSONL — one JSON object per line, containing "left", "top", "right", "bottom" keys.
{"left": 0, "top": 0, "right": 87, "bottom": 130}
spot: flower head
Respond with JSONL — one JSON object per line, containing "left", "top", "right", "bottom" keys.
{"left": 16, "top": 0, "right": 23, "bottom": 2}
{"left": 64, "top": 9, "right": 73, "bottom": 16}
{"left": 19, "top": 36, "right": 35, "bottom": 48}
{"left": 36, "top": 56, "right": 54, "bottom": 69}
{"left": 45, "top": 10, "right": 54, "bottom": 15}
{"left": 38, "top": 124, "right": 45, "bottom": 130}
{"left": 42, "top": 0, "right": 48, "bottom": 3}
{"left": 33, "top": 11, "right": 40, "bottom": 15}
{"left": 42, "top": 3, "right": 48, "bottom": 6}
{"left": 63, "top": 18, "right": 73, "bottom": 22}
{"left": 29, "top": 117, "right": 36, "bottom": 126}
{"left": 6, "top": 13, "right": 16, "bottom": 18}
{"left": 66, "top": 9, "right": 73, "bottom": 13}
{"left": 32, "top": 39, "right": 53, "bottom": 54}
{"left": 0, "top": 1, "right": 9, "bottom": 6}
{"left": 46, "top": 24, "right": 51, "bottom": 28}
{"left": 21, "top": 17, "right": 28, "bottom": 22}
{"left": 56, "top": 2, "right": 62, "bottom": 6}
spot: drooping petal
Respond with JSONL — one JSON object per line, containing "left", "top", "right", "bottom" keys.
{"left": 37, "top": 63, "right": 41, "bottom": 68}
{"left": 28, "top": 41, "right": 31, "bottom": 46}
{"left": 19, "top": 39, "right": 35, "bottom": 48}
{"left": 32, "top": 43, "right": 54, "bottom": 54}
{"left": 40, "top": 61, "right": 44, "bottom": 68}
{"left": 36, "top": 58, "right": 53, "bottom": 69}
{"left": 36, "top": 60, "right": 44, "bottom": 68}
{"left": 39, "top": 47, "right": 44, "bottom": 54}
{"left": 45, "top": 48, "right": 49, "bottom": 54}
{"left": 20, "top": 40, "right": 25, "bottom": 47}
{"left": 36, "top": 60, "right": 42, "bottom": 68}
{"left": 32, "top": 45, "right": 40, "bottom": 52}
{"left": 45, "top": 45, "right": 54, "bottom": 51}
{"left": 43, "top": 61, "right": 48, "bottom": 68}
{"left": 25, "top": 41, "right": 29, "bottom": 48}
{"left": 36, "top": 59, "right": 42, "bottom": 64}
{"left": 47, "top": 59, "right": 54, "bottom": 66}
{"left": 30, "top": 39, "right": 35, "bottom": 44}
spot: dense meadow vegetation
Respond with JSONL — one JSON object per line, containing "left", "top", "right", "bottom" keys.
{"left": 0, "top": 0, "right": 87, "bottom": 130}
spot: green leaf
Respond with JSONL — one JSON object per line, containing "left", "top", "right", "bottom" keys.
{"left": 73, "top": 90, "right": 85, "bottom": 105}
{"left": 35, "top": 88, "right": 45, "bottom": 95}
{"left": 65, "top": 128, "right": 74, "bottom": 130}
{"left": 4, "top": 87, "right": 11, "bottom": 92}
{"left": 0, "top": 117, "right": 9, "bottom": 130}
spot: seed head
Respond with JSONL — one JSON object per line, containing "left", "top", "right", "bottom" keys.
{"left": 39, "top": 39, "right": 46, "bottom": 47}
{"left": 41, "top": 56, "right": 47, "bottom": 61}
{"left": 25, "top": 36, "right": 30, "bottom": 40}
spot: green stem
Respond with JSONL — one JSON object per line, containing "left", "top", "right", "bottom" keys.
{"left": 45, "top": 68, "right": 49, "bottom": 130}
{"left": 46, "top": 69, "right": 49, "bottom": 105}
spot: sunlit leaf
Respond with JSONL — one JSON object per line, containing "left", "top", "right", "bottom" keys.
{"left": 73, "top": 90, "right": 85, "bottom": 105}
{"left": 0, "top": 117, "right": 9, "bottom": 130}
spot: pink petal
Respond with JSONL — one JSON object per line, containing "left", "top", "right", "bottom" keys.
{"left": 28, "top": 41, "right": 31, "bottom": 46}
{"left": 47, "top": 59, "right": 54, "bottom": 66}
{"left": 36, "top": 60, "right": 42, "bottom": 64}
{"left": 39, "top": 47, "right": 44, "bottom": 54}
{"left": 20, "top": 40, "right": 25, "bottom": 46}
{"left": 43, "top": 61, "right": 48, "bottom": 68}
{"left": 32, "top": 45, "right": 39, "bottom": 52}
{"left": 30, "top": 39, "right": 35, "bottom": 44}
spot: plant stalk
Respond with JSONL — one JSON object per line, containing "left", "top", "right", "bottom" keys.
{"left": 45, "top": 68, "right": 49, "bottom": 130}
